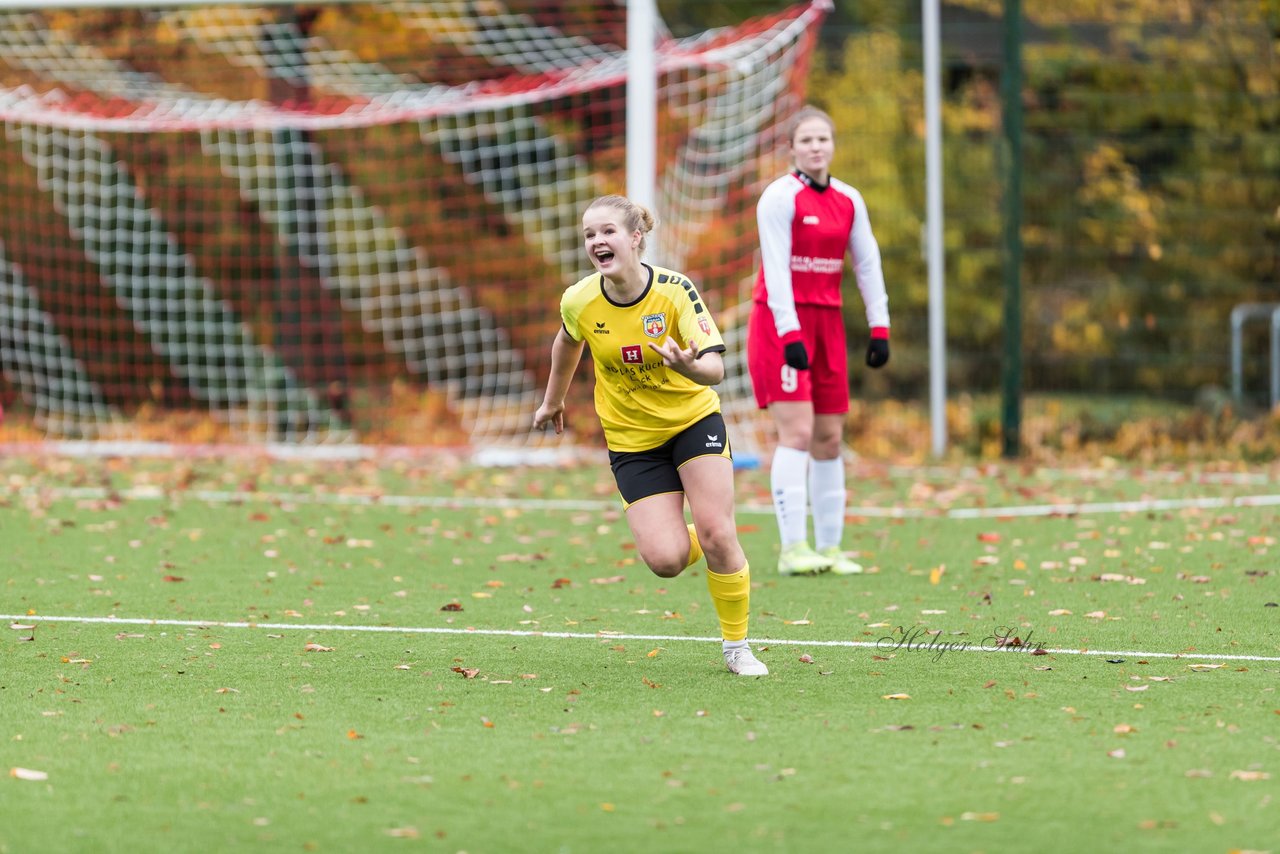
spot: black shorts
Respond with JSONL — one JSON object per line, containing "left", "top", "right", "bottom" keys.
{"left": 607, "top": 412, "right": 732, "bottom": 506}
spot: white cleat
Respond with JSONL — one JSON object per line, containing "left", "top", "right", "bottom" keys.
{"left": 777, "top": 541, "right": 834, "bottom": 576}
{"left": 820, "top": 546, "right": 864, "bottom": 575}
{"left": 723, "top": 645, "right": 769, "bottom": 676}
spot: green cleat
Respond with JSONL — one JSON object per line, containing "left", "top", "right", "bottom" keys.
{"left": 777, "top": 542, "right": 834, "bottom": 576}
{"left": 820, "top": 546, "right": 864, "bottom": 575}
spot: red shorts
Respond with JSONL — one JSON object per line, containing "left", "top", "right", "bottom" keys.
{"left": 746, "top": 303, "right": 849, "bottom": 413}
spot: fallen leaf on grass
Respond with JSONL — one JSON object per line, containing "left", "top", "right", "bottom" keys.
{"left": 304, "top": 643, "right": 334, "bottom": 652}
{"left": 451, "top": 667, "right": 480, "bottom": 679}
{"left": 882, "top": 693, "right": 911, "bottom": 700}
{"left": 1097, "top": 573, "right": 1146, "bottom": 585}
{"left": 1228, "top": 770, "right": 1271, "bottom": 781}
{"left": 960, "top": 811, "right": 999, "bottom": 822}
{"left": 798, "top": 654, "right": 814, "bottom": 664}
{"left": 590, "top": 575, "right": 625, "bottom": 585}
{"left": 10, "top": 768, "right": 48, "bottom": 782}
{"left": 384, "top": 827, "right": 420, "bottom": 839}
{"left": 1187, "top": 663, "right": 1226, "bottom": 671}
{"left": 439, "top": 603, "right": 463, "bottom": 612}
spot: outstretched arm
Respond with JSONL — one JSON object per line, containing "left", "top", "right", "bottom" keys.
{"left": 533, "top": 326, "right": 585, "bottom": 434}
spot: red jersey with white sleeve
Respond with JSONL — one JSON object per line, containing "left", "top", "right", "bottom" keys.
{"left": 752, "top": 171, "right": 889, "bottom": 342}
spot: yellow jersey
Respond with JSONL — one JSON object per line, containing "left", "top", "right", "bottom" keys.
{"left": 560, "top": 264, "right": 727, "bottom": 452}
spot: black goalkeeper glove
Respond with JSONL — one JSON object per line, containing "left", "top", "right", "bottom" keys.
{"left": 866, "top": 329, "right": 890, "bottom": 369}
{"left": 783, "top": 341, "right": 810, "bottom": 371}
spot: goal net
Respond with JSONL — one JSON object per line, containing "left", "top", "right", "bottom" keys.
{"left": 0, "top": 0, "right": 827, "bottom": 458}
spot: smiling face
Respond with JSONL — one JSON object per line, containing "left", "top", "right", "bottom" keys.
{"left": 790, "top": 116, "right": 835, "bottom": 184}
{"left": 582, "top": 205, "right": 641, "bottom": 277}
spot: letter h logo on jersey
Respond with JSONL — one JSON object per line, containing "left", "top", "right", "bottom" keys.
{"left": 621, "top": 345, "right": 643, "bottom": 364}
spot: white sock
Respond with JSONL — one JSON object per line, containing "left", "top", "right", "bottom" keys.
{"left": 770, "top": 446, "right": 810, "bottom": 547}
{"left": 723, "top": 639, "right": 747, "bottom": 651}
{"left": 810, "top": 456, "right": 846, "bottom": 551}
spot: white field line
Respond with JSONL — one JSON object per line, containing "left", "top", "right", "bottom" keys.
{"left": 18, "top": 485, "right": 1280, "bottom": 519}
{"left": 879, "top": 464, "right": 1277, "bottom": 487}
{"left": 5, "top": 614, "right": 1279, "bottom": 662}
{"left": 9, "top": 441, "right": 1279, "bottom": 486}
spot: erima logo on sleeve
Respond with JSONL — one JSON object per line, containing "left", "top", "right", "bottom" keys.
{"left": 705, "top": 433, "right": 723, "bottom": 449}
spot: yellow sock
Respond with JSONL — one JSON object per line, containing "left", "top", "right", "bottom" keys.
{"left": 685, "top": 523, "right": 704, "bottom": 568}
{"left": 705, "top": 562, "right": 750, "bottom": 642}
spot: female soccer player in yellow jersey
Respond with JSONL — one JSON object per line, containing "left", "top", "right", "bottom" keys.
{"left": 533, "top": 194, "right": 768, "bottom": 676}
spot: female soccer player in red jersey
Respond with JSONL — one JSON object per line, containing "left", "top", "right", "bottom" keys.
{"left": 747, "top": 105, "right": 891, "bottom": 577}
{"left": 534, "top": 195, "right": 768, "bottom": 676}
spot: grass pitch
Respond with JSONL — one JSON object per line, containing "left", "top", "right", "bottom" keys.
{"left": 2, "top": 454, "right": 1278, "bottom": 853}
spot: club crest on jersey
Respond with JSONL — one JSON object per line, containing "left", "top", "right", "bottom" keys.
{"left": 621, "top": 344, "right": 643, "bottom": 364}
{"left": 642, "top": 313, "right": 667, "bottom": 339}
{"left": 698, "top": 317, "right": 711, "bottom": 335}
